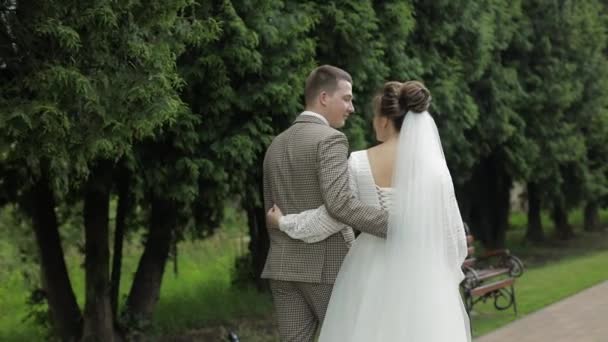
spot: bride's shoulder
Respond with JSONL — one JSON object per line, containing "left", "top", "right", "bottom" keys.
{"left": 348, "top": 149, "right": 369, "bottom": 160}
{"left": 364, "top": 143, "right": 389, "bottom": 162}
{"left": 367, "top": 141, "right": 392, "bottom": 153}
{"left": 347, "top": 150, "right": 369, "bottom": 170}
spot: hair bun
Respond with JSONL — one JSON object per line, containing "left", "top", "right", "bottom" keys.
{"left": 399, "top": 81, "right": 431, "bottom": 113}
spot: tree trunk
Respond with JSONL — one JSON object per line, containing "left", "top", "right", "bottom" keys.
{"left": 110, "top": 172, "right": 132, "bottom": 318}
{"left": 552, "top": 201, "right": 575, "bottom": 240}
{"left": 25, "top": 174, "right": 82, "bottom": 341}
{"left": 246, "top": 204, "right": 269, "bottom": 291}
{"left": 244, "top": 163, "right": 270, "bottom": 291}
{"left": 82, "top": 161, "right": 115, "bottom": 342}
{"left": 454, "top": 183, "right": 471, "bottom": 228}
{"left": 124, "top": 197, "right": 175, "bottom": 323}
{"left": 525, "top": 182, "right": 545, "bottom": 242}
{"left": 583, "top": 201, "right": 601, "bottom": 232}
{"left": 463, "top": 154, "right": 512, "bottom": 249}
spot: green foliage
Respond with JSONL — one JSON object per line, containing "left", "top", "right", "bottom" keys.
{"left": 403, "top": 0, "right": 495, "bottom": 181}
{"left": 516, "top": 0, "right": 608, "bottom": 205}
{"left": 0, "top": 0, "right": 213, "bottom": 338}
{"left": 0, "top": 0, "right": 196, "bottom": 193}
{"left": 169, "top": 0, "right": 318, "bottom": 236}
{"left": 467, "top": 0, "right": 532, "bottom": 177}
{"left": 308, "top": 0, "right": 393, "bottom": 146}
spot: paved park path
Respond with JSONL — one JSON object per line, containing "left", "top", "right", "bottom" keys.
{"left": 475, "top": 280, "right": 608, "bottom": 342}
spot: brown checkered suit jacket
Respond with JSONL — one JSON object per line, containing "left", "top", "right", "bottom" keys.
{"left": 262, "top": 114, "right": 388, "bottom": 284}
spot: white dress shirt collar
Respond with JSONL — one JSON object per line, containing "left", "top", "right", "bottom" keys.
{"left": 300, "top": 111, "right": 329, "bottom": 126}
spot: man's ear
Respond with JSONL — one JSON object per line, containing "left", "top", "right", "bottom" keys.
{"left": 319, "top": 91, "right": 328, "bottom": 107}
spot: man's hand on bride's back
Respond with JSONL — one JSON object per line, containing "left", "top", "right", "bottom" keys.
{"left": 266, "top": 204, "right": 283, "bottom": 229}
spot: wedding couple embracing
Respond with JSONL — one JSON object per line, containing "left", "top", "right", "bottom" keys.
{"left": 262, "top": 65, "right": 471, "bottom": 342}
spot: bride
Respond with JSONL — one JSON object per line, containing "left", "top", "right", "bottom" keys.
{"left": 266, "top": 80, "right": 471, "bottom": 341}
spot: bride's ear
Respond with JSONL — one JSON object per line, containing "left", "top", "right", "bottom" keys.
{"left": 380, "top": 115, "right": 390, "bottom": 129}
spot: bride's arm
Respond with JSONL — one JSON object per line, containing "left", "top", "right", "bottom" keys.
{"left": 271, "top": 159, "right": 359, "bottom": 243}
{"left": 278, "top": 205, "right": 347, "bottom": 243}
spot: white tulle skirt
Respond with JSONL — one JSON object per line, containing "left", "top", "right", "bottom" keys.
{"left": 318, "top": 233, "right": 471, "bottom": 342}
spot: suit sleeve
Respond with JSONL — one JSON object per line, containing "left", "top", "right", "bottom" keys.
{"left": 263, "top": 153, "right": 273, "bottom": 212}
{"left": 317, "top": 132, "right": 388, "bottom": 238}
{"left": 278, "top": 158, "right": 358, "bottom": 242}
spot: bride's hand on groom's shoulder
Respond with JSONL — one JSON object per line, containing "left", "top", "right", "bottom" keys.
{"left": 266, "top": 204, "right": 283, "bottom": 230}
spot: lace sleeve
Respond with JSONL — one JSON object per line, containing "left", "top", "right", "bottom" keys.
{"left": 279, "top": 206, "right": 347, "bottom": 243}
{"left": 348, "top": 158, "right": 359, "bottom": 199}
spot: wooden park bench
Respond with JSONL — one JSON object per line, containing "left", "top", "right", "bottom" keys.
{"left": 460, "top": 224, "right": 525, "bottom": 315}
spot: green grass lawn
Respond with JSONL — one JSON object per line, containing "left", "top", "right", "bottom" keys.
{"left": 0, "top": 207, "right": 607, "bottom": 341}
{"left": 0, "top": 273, "right": 48, "bottom": 341}
{"left": 151, "top": 238, "right": 274, "bottom": 336}
{"left": 0, "top": 206, "right": 277, "bottom": 342}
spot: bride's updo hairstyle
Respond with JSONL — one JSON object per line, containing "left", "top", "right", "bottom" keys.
{"left": 373, "top": 80, "right": 431, "bottom": 131}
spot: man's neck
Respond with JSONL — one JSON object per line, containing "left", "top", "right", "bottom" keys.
{"left": 304, "top": 106, "right": 325, "bottom": 114}
{"left": 301, "top": 110, "right": 329, "bottom": 126}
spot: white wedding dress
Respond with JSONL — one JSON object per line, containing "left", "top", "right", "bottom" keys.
{"left": 279, "top": 111, "right": 471, "bottom": 341}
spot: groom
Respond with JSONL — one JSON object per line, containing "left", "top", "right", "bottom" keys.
{"left": 262, "top": 65, "right": 389, "bottom": 341}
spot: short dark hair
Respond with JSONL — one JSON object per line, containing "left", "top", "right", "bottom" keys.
{"left": 304, "top": 65, "right": 353, "bottom": 105}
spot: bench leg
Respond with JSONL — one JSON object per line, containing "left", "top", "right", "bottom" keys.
{"left": 464, "top": 292, "right": 473, "bottom": 315}
{"left": 511, "top": 285, "right": 518, "bottom": 316}
{"left": 467, "top": 311, "right": 473, "bottom": 337}
{"left": 463, "top": 291, "right": 474, "bottom": 336}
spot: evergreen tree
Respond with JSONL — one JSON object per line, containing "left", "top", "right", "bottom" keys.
{"left": 174, "top": 0, "right": 317, "bottom": 289}
{"left": 0, "top": 1, "right": 199, "bottom": 339}
{"left": 517, "top": 0, "right": 607, "bottom": 240}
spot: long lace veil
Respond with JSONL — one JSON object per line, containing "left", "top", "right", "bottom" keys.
{"left": 373, "top": 111, "right": 471, "bottom": 341}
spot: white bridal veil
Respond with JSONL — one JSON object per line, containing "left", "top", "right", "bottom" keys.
{"left": 374, "top": 110, "right": 471, "bottom": 341}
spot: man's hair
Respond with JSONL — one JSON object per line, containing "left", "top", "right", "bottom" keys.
{"left": 304, "top": 65, "right": 352, "bottom": 105}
